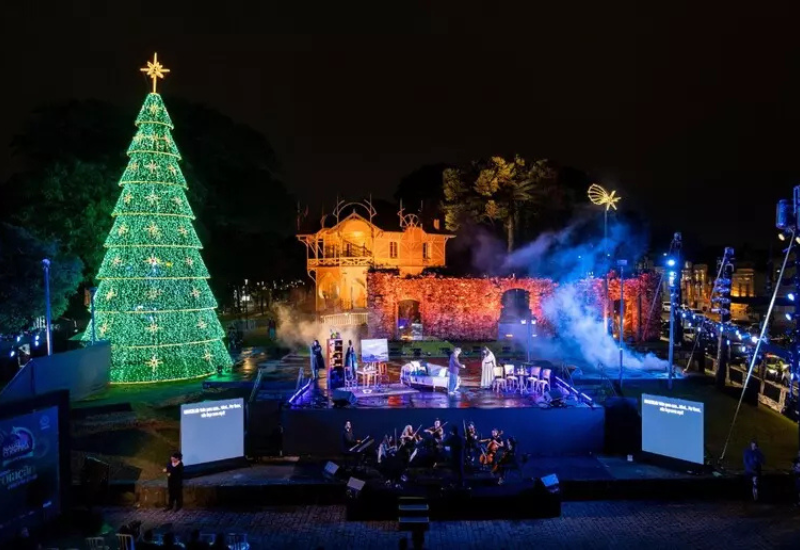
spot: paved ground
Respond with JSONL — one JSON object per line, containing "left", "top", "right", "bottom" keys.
{"left": 52, "top": 501, "right": 800, "bottom": 549}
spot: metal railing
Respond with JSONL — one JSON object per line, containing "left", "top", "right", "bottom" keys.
{"left": 320, "top": 311, "right": 369, "bottom": 326}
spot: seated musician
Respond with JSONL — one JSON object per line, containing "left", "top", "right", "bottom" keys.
{"left": 494, "top": 436, "right": 517, "bottom": 485}
{"left": 341, "top": 421, "right": 359, "bottom": 453}
{"left": 425, "top": 419, "right": 444, "bottom": 444}
{"left": 479, "top": 429, "right": 504, "bottom": 468}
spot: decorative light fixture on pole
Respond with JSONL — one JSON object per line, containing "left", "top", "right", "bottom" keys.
{"left": 617, "top": 259, "right": 627, "bottom": 387}
{"left": 665, "top": 233, "right": 682, "bottom": 390}
{"left": 588, "top": 184, "right": 621, "bottom": 332}
{"left": 42, "top": 259, "right": 53, "bottom": 356}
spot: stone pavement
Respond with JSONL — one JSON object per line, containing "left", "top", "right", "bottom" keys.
{"left": 53, "top": 501, "right": 800, "bottom": 549}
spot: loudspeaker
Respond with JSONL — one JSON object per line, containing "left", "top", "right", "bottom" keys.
{"left": 324, "top": 461, "right": 340, "bottom": 477}
{"left": 540, "top": 473, "right": 559, "bottom": 492}
{"left": 332, "top": 389, "right": 358, "bottom": 407}
{"left": 347, "top": 477, "right": 365, "bottom": 493}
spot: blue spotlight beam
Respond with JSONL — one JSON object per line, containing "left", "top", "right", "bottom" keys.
{"left": 720, "top": 233, "right": 794, "bottom": 462}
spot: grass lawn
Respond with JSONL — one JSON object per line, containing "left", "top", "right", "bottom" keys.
{"left": 621, "top": 376, "right": 799, "bottom": 473}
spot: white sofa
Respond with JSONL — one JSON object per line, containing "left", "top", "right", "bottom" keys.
{"left": 400, "top": 361, "right": 460, "bottom": 392}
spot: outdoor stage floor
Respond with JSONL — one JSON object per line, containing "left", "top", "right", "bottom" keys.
{"left": 132, "top": 454, "right": 731, "bottom": 509}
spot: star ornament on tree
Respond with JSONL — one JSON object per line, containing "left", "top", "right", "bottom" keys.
{"left": 145, "top": 322, "right": 160, "bottom": 334}
{"left": 117, "top": 224, "right": 129, "bottom": 236}
{"left": 587, "top": 184, "right": 621, "bottom": 211}
{"left": 145, "top": 192, "right": 160, "bottom": 205}
{"left": 140, "top": 53, "right": 170, "bottom": 93}
{"left": 123, "top": 193, "right": 134, "bottom": 205}
{"left": 145, "top": 255, "right": 160, "bottom": 266}
{"left": 168, "top": 165, "right": 177, "bottom": 176}
{"left": 112, "top": 256, "right": 123, "bottom": 267}
{"left": 147, "top": 355, "right": 162, "bottom": 371}
{"left": 178, "top": 226, "right": 188, "bottom": 237}
{"left": 190, "top": 288, "right": 201, "bottom": 299}
{"left": 202, "top": 349, "right": 213, "bottom": 363}
{"left": 197, "top": 319, "right": 208, "bottom": 330}
{"left": 98, "top": 322, "right": 110, "bottom": 337}
{"left": 105, "top": 288, "right": 117, "bottom": 301}
{"left": 146, "top": 161, "right": 158, "bottom": 173}
{"left": 185, "top": 257, "right": 194, "bottom": 267}
{"left": 145, "top": 288, "right": 163, "bottom": 300}
{"left": 145, "top": 223, "right": 161, "bottom": 237}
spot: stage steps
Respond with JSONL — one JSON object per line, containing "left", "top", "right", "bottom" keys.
{"left": 398, "top": 495, "right": 430, "bottom": 534}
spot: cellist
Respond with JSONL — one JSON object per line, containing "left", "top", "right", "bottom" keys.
{"left": 479, "top": 428, "right": 504, "bottom": 467}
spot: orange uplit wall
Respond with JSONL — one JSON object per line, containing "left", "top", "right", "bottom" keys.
{"left": 367, "top": 271, "right": 661, "bottom": 341}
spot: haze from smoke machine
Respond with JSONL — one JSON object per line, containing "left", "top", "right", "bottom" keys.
{"left": 501, "top": 213, "right": 668, "bottom": 371}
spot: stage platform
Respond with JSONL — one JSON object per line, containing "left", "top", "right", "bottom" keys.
{"left": 127, "top": 454, "right": 753, "bottom": 510}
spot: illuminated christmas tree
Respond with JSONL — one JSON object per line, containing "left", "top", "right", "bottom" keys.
{"left": 84, "top": 54, "right": 233, "bottom": 383}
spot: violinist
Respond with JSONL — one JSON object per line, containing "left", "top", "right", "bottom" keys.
{"left": 479, "top": 429, "right": 504, "bottom": 467}
{"left": 400, "top": 425, "right": 421, "bottom": 448}
{"left": 425, "top": 419, "right": 445, "bottom": 443}
{"left": 465, "top": 422, "right": 480, "bottom": 465}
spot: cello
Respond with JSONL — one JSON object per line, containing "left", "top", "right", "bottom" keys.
{"left": 479, "top": 430, "right": 503, "bottom": 466}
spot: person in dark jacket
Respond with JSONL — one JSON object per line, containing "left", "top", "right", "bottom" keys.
{"left": 310, "top": 339, "right": 325, "bottom": 379}
{"left": 163, "top": 451, "right": 184, "bottom": 511}
{"left": 743, "top": 439, "right": 765, "bottom": 501}
{"left": 445, "top": 425, "right": 465, "bottom": 486}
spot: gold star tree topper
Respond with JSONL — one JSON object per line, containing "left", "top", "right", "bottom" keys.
{"left": 140, "top": 53, "right": 170, "bottom": 93}
{"left": 587, "top": 184, "right": 621, "bottom": 211}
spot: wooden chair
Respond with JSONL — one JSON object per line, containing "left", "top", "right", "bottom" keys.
{"left": 85, "top": 537, "right": 108, "bottom": 550}
{"left": 377, "top": 362, "right": 390, "bottom": 387}
{"left": 492, "top": 366, "right": 507, "bottom": 393}
{"left": 536, "top": 368, "right": 551, "bottom": 394}
{"left": 228, "top": 533, "right": 250, "bottom": 550}
{"left": 503, "top": 364, "right": 518, "bottom": 391}
{"left": 115, "top": 533, "right": 135, "bottom": 550}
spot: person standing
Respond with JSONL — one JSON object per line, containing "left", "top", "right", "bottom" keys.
{"left": 345, "top": 339, "right": 357, "bottom": 379}
{"left": 268, "top": 318, "right": 276, "bottom": 340}
{"left": 743, "top": 439, "right": 765, "bottom": 501}
{"left": 792, "top": 450, "right": 800, "bottom": 506}
{"left": 446, "top": 425, "right": 465, "bottom": 486}
{"left": 310, "top": 339, "right": 325, "bottom": 380}
{"left": 448, "top": 347, "right": 465, "bottom": 395}
{"left": 163, "top": 451, "right": 184, "bottom": 511}
{"left": 480, "top": 347, "right": 497, "bottom": 389}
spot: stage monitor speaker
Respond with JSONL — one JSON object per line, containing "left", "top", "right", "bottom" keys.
{"left": 540, "top": 473, "right": 560, "bottom": 493}
{"left": 332, "top": 389, "right": 358, "bottom": 407}
{"left": 347, "top": 477, "right": 366, "bottom": 498}
{"left": 324, "top": 461, "right": 340, "bottom": 477}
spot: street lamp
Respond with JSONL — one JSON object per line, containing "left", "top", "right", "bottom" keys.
{"left": 618, "top": 259, "right": 627, "bottom": 387}
{"left": 588, "top": 184, "right": 621, "bottom": 333}
{"left": 42, "top": 259, "right": 53, "bottom": 356}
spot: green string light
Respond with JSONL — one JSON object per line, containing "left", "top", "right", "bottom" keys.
{"left": 84, "top": 92, "right": 233, "bottom": 383}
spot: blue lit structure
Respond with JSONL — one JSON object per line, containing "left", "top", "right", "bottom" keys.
{"left": 666, "top": 233, "right": 682, "bottom": 390}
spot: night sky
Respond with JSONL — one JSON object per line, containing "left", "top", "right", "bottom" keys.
{"left": 4, "top": 3, "right": 800, "bottom": 250}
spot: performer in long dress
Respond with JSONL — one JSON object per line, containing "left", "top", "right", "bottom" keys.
{"left": 310, "top": 339, "right": 324, "bottom": 380}
{"left": 345, "top": 339, "right": 357, "bottom": 379}
{"left": 480, "top": 347, "right": 497, "bottom": 389}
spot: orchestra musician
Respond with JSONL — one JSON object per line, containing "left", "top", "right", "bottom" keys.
{"left": 494, "top": 436, "right": 517, "bottom": 485}
{"left": 479, "top": 429, "right": 504, "bottom": 467}
{"left": 465, "top": 422, "right": 480, "bottom": 466}
{"left": 341, "top": 421, "right": 359, "bottom": 452}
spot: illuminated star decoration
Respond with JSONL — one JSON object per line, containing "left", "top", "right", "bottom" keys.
{"left": 145, "top": 191, "right": 160, "bottom": 205}
{"left": 98, "top": 322, "right": 109, "bottom": 337}
{"left": 112, "top": 256, "right": 123, "bottom": 267}
{"left": 105, "top": 288, "right": 117, "bottom": 301}
{"left": 145, "top": 223, "right": 160, "bottom": 237}
{"left": 145, "top": 322, "right": 160, "bottom": 334}
{"left": 146, "top": 161, "right": 158, "bottom": 173}
{"left": 202, "top": 349, "right": 213, "bottom": 362}
{"left": 147, "top": 355, "right": 162, "bottom": 371}
{"left": 190, "top": 288, "right": 201, "bottom": 299}
{"left": 172, "top": 197, "right": 182, "bottom": 207}
{"left": 197, "top": 319, "right": 208, "bottom": 330}
{"left": 117, "top": 223, "right": 129, "bottom": 236}
{"left": 146, "top": 288, "right": 163, "bottom": 300}
{"left": 140, "top": 52, "right": 170, "bottom": 94}
{"left": 178, "top": 226, "right": 188, "bottom": 237}
{"left": 130, "top": 161, "right": 139, "bottom": 171}
{"left": 185, "top": 257, "right": 194, "bottom": 267}
{"left": 145, "top": 255, "right": 160, "bottom": 266}
{"left": 168, "top": 164, "right": 177, "bottom": 175}
{"left": 587, "top": 184, "right": 621, "bottom": 211}
{"left": 123, "top": 193, "right": 134, "bottom": 205}
{"left": 149, "top": 103, "right": 160, "bottom": 115}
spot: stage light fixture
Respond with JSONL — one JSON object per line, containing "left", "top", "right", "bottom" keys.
{"left": 667, "top": 258, "right": 676, "bottom": 267}
{"left": 786, "top": 312, "right": 793, "bottom": 321}
{"left": 751, "top": 336, "right": 758, "bottom": 343}
{"left": 779, "top": 233, "right": 787, "bottom": 241}
{"left": 789, "top": 293, "right": 796, "bottom": 302}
